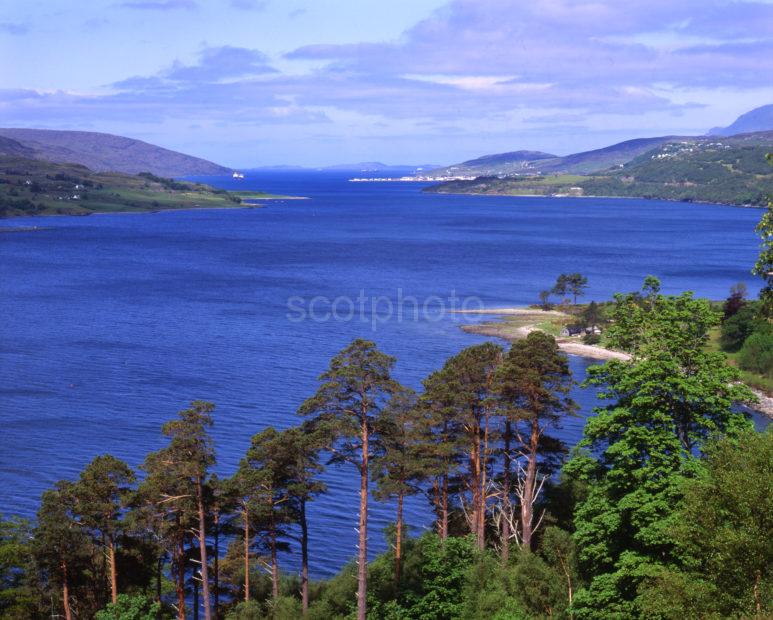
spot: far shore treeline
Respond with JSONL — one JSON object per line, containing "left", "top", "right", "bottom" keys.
{"left": 1, "top": 274, "right": 772, "bottom": 620}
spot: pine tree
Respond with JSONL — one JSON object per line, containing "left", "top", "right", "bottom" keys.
{"left": 159, "top": 401, "right": 216, "bottom": 620}
{"left": 138, "top": 401, "right": 216, "bottom": 620}
{"left": 421, "top": 343, "right": 503, "bottom": 550}
{"left": 496, "top": 332, "right": 576, "bottom": 552}
{"left": 372, "top": 387, "right": 426, "bottom": 581}
{"left": 33, "top": 482, "right": 90, "bottom": 620}
{"left": 299, "top": 338, "right": 400, "bottom": 620}
{"left": 282, "top": 423, "right": 327, "bottom": 615}
{"left": 239, "top": 427, "right": 295, "bottom": 601}
{"left": 74, "top": 455, "right": 134, "bottom": 605}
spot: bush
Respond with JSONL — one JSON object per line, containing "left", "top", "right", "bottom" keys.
{"left": 583, "top": 333, "right": 601, "bottom": 345}
{"left": 94, "top": 594, "right": 163, "bottom": 620}
{"left": 738, "top": 327, "right": 773, "bottom": 376}
{"left": 720, "top": 304, "right": 762, "bottom": 352}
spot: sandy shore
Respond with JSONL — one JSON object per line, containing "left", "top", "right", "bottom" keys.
{"left": 461, "top": 319, "right": 631, "bottom": 361}
{"left": 458, "top": 306, "right": 771, "bottom": 418}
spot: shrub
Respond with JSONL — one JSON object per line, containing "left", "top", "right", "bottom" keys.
{"left": 720, "top": 304, "right": 762, "bottom": 352}
{"left": 94, "top": 594, "right": 163, "bottom": 620}
{"left": 738, "top": 328, "right": 773, "bottom": 376}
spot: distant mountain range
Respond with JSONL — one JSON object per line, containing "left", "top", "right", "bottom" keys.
{"left": 0, "top": 128, "right": 229, "bottom": 177}
{"left": 429, "top": 104, "right": 773, "bottom": 179}
{"left": 429, "top": 136, "right": 690, "bottom": 178}
{"left": 428, "top": 130, "right": 773, "bottom": 206}
{"left": 709, "top": 104, "right": 773, "bottom": 137}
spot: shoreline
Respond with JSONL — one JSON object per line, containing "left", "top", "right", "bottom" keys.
{"left": 0, "top": 197, "right": 310, "bottom": 220}
{"left": 425, "top": 189, "right": 762, "bottom": 209}
{"left": 458, "top": 306, "right": 773, "bottom": 418}
{"left": 458, "top": 309, "right": 631, "bottom": 362}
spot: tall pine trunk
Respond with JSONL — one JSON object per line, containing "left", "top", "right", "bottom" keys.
{"left": 469, "top": 419, "right": 484, "bottom": 549}
{"left": 243, "top": 505, "right": 250, "bottom": 602}
{"left": 356, "top": 414, "right": 369, "bottom": 620}
{"left": 441, "top": 473, "right": 449, "bottom": 540}
{"left": 478, "top": 410, "right": 491, "bottom": 550}
{"left": 176, "top": 536, "right": 186, "bottom": 620}
{"left": 501, "top": 420, "right": 512, "bottom": 562}
{"left": 193, "top": 579, "right": 199, "bottom": 620}
{"left": 300, "top": 499, "right": 309, "bottom": 615}
{"left": 395, "top": 491, "right": 404, "bottom": 582}
{"left": 270, "top": 526, "right": 279, "bottom": 599}
{"left": 521, "top": 418, "right": 539, "bottom": 550}
{"left": 108, "top": 538, "right": 118, "bottom": 604}
{"left": 213, "top": 512, "right": 220, "bottom": 616}
{"left": 156, "top": 555, "right": 162, "bottom": 603}
{"left": 61, "top": 559, "right": 72, "bottom": 620}
{"left": 196, "top": 477, "right": 212, "bottom": 620}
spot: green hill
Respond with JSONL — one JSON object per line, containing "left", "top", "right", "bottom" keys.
{"left": 0, "top": 156, "right": 245, "bottom": 218}
{"left": 426, "top": 132, "right": 773, "bottom": 206}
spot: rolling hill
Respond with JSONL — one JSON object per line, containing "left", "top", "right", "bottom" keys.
{"left": 0, "top": 156, "right": 246, "bottom": 218}
{"left": 427, "top": 131, "right": 773, "bottom": 206}
{"left": 427, "top": 137, "right": 685, "bottom": 178}
{"left": 429, "top": 150, "right": 556, "bottom": 177}
{"left": 429, "top": 104, "right": 773, "bottom": 180}
{"left": 0, "top": 128, "right": 230, "bottom": 177}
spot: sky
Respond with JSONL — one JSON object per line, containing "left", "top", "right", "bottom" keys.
{"left": 1, "top": 0, "right": 773, "bottom": 167}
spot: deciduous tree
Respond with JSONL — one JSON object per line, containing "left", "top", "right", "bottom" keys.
{"left": 568, "top": 282, "right": 754, "bottom": 617}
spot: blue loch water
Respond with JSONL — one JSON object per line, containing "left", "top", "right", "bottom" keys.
{"left": 0, "top": 171, "right": 765, "bottom": 576}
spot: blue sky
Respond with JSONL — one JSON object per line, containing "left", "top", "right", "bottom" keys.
{"left": 2, "top": 0, "right": 773, "bottom": 167}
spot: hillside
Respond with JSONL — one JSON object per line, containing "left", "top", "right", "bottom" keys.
{"left": 430, "top": 150, "right": 556, "bottom": 177}
{"left": 709, "top": 104, "right": 773, "bottom": 136}
{"left": 427, "top": 132, "right": 773, "bottom": 206}
{"left": 428, "top": 137, "right": 684, "bottom": 177}
{"left": 0, "top": 156, "right": 245, "bottom": 218}
{"left": 0, "top": 128, "right": 230, "bottom": 177}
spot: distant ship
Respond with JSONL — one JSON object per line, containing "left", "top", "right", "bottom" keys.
{"left": 232, "top": 171, "right": 245, "bottom": 179}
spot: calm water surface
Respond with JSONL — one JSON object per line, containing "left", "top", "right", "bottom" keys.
{"left": 0, "top": 171, "right": 764, "bottom": 576}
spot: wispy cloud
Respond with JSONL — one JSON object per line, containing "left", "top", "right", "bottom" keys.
{"left": 0, "top": 22, "right": 29, "bottom": 35}
{"left": 4, "top": 0, "right": 773, "bottom": 164}
{"left": 229, "top": 0, "right": 268, "bottom": 9}
{"left": 120, "top": 0, "right": 197, "bottom": 10}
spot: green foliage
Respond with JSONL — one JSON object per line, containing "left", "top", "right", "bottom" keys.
{"left": 552, "top": 273, "right": 588, "bottom": 304}
{"left": 738, "top": 326, "right": 773, "bottom": 376}
{"left": 753, "top": 153, "right": 773, "bottom": 314}
{"left": 638, "top": 430, "right": 773, "bottom": 619}
{"left": 720, "top": 302, "right": 763, "bottom": 351}
{"left": 224, "top": 599, "right": 264, "bottom": 619}
{"left": 0, "top": 516, "right": 37, "bottom": 619}
{"left": 94, "top": 593, "right": 163, "bottom": 620}
{"left": 568, "top": 280, "right": 754, "bottom": 618}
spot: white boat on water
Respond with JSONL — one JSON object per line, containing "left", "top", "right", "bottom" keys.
{"left": 232, "top": 171, "right": 245, "bottom": 179}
